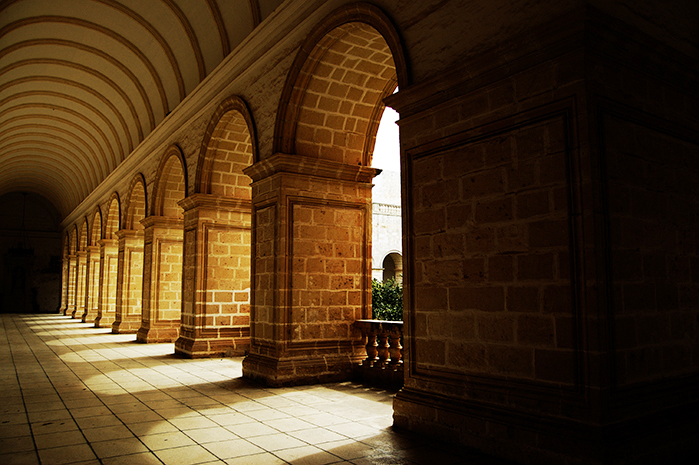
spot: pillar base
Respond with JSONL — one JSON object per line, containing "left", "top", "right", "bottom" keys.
{"left": 175, "top": 328, "right": 250, "bottom": 358}
{"left": 111, "top": 320, "right": 141, "bottom": 334}
{"left": 242, "top": 350, "right": 363, "bottom": 387}
{"left": 81, "top": 311, "right": 95, "bottom": 324}
{"left": 94, "top": 315, "right": 115, "bottom": 328}
{"left": 136, "top": 323, "right": 179, "bottom": 343}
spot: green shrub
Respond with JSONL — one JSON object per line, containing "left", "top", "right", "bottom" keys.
{"left": 371, "top": 278, "right": 403, "bottom": 321}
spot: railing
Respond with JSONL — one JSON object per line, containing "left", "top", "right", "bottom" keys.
{"left": 372, "top": 203, "right": 401, "bottom": 217}
{"left": 354, "top": 319, "right": 404, "bottom": 388}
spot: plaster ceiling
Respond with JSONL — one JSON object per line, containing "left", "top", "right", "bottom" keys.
{"left": 0, "top": 0, "right": 270, "bottom": 219}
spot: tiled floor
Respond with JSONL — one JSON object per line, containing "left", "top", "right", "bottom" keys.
{"left": 1, "top": 314, "right": 508, "bottom": 465}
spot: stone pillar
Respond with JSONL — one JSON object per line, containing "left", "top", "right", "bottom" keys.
{"left": 137, "top": 216, "right": 183, "bottom": 343}
{"left": 175, "top": 194, "right": 252, "bottom": 358}
{"left": 388, "top": 7, "right": 699, "bottom": 464}
{"left": 242, "top": 154, "right": 376, "bottom": 386}
{"left": 82, "top": 245, "right": 100, "bottom": 323}
{"left": 59, "top": 257, "right": 69, "bottom": 314}
{"left": 112, "top": 229, "right": 143, "bottom": 333}
{"left": 66, "top": 254, "right": 77, "bottom": 316}
{"left": 73, "top": 250, "right": 87, "bottom": 318}
{"left": 95, "top": 239, "right": 118, "bottom": 328}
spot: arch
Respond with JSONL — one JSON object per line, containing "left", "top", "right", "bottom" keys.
{"left": 63, "top": 234, "right": 70, "bottom": 258}
{"left": 195, "top": 95, "right": 256, "bottom": 197}
{"left": 382, "top": 252, "right": 403, "bottom": 283}
{"left": 124, "top": 174, "right": 147, "bottom": 230}
{"left": 89, "top": 206, "right": 102, "bottom": 245}
{"left": 78, "top": 217, "right": 89, "bottom": 251}
{"left": 69, "top": 225, "right": 78, "bottom": 255}
{"left": 104, "top": 193, "right": 121, "bottom": 239}
{"left": 273, "top": 2, "right": 409, "bottom": 165}
{"left": 151, "top": 145, "right": 187, "bottom": 217}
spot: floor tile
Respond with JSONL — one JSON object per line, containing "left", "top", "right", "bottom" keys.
{"left": 34, "top": 430, "right": 86, "bottom": 450}
{"left": 90, "top": 437, "right": 149, "bottom": 458}
{"left": 154, "top": 445, "right": 218, "bottom": 465}
{"left": 0, "top": 436, "right": 35, "bottom": 453}
{"left": 29, "top": 418, "right": 77, "bottom": 436}
{"left": 0, "top": 450, "right": 40, "bottom": 465}
{"left": 273, "top": 445, "right": 343, "bottom": 465}
{"left": 81, "top": 424, "right": 134, "bottom": 442}
{"left": 316, "top": 439, "right": 375, "bottom": 460}
{"left": 75, "top": 414, "right": 123, "bottom": 429}
{"left": 184, "top": 426, "right": 239, "bottom": 444}
{"left": 101, "top": 452, "right": 163, "bottom": 465}
{"left": 140, "top": 431, "right": 196, "bottom": 450}
{"left": 263, "top": 417, "right": 316, "bottom": 432}
{"left": 201, "top": 438, "right": 265, "bottom": 459}
{"left": 127, "top": 420, "right": 179, "bottom": 436}
{"left": 206, "top": 412, "right": 253, "bottom": 427}
{"left": 168, "top": 415, "right": 219, "bottom": 430}
{"left": 116, "top": 410, "right": 163, "bottom": 424}
{"left": 37, "top": 443, "right": 96, "bottom": 465}
{"left": 247, "top": 432, "right": 308, "bottom": 451}
{"left": 223, "top": 452, "right": 286, "bottom": 465}
{"left": 288, "top": 427, "right": 348, "bottom": 445}
{"left": 224, "top": 421, "right": 278, "bottom": 438}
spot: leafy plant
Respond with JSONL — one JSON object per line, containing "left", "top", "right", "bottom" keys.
{"left": 371, "top": 278, "right": 403, "bottom": 321}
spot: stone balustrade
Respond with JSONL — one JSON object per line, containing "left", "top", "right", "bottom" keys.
{"left": 353, "top": 319, "right": 404, "bottom": 388}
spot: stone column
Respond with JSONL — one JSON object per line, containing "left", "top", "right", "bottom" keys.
{"left": 66, "top": 253, "right": 77, "bottom": 316}
{"left": 82, "top": 245, "right": 100, "bottom": 323}
{"left": 95, "top": 239, "right": 118, "bottom": 328}
{"left": 112, "top": 229, "right": 143, "bottom": 333}
{"left": 137, "top": 216, "right": 183, "bottom": 343}
{"left": 59, "top": 257, "right": 69, "bottom": 315}
{"left": 73, "top": 250, "right": 87, "bottom": 318}
{"left": 175, "top": 194, "right": 252, "bottom": 358}
{"left": 242, "top": 154, "right": 377, "bottom": 386}
{"left": 387, "top": 7, "right": 699, "bottom": 464}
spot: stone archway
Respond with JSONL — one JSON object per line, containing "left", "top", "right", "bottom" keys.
{"left": 113, "top": 175, "right": 146, "bottom": 334}
{"left": 176, "top": 96, "right": 255, "bottom": 358}
{"left": 73, "top": 218, "right": 88, "bottom": 319}
{"left": 82, "top": 207, "right": 101, "bottom": 323}
{"left": 244, "top": 3, "right": 408, "bottom": 386}
{"left": 137, "top": 146, "right": 186, "bottom": 343}
{"left": 95, "top": 194, "right": 120, "bottom": 328}
{"left": 65, "top": 227, "right": 77, "bottom": 316}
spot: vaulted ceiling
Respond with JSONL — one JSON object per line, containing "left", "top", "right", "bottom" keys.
{"left": 0, "top": 0, "right": 279, "bottom": 218}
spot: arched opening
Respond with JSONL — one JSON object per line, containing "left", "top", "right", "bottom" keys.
{"left": 73, "top": 218, "right": 89, "bottom": 319}
{"left": 66, "top": 227, "right": 78, "bottom": 316}
{"left": 382, "top": 252, "right": 403, "bottom": 283}
{"left": 95, "top": 194, "right": 120, "bottom": 328}
{"left": 83, "top": 208, "right": 102, "bottom": 323}
{"left": 138, "top": 147, "right": 186, "bottom": 343}
{"left": 245, "top": 3, "right": 408, "bottom": 385}
{"left": 113, "top": 176, "right": 146, "bottom": 334}
{"left": 177, "top": 97, "right": 255, "bottom": 358}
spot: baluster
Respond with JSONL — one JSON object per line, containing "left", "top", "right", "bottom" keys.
{"left": 365, "top": 329, "right": 378, "bottom": 367}
{"left": 388, "top": 328, "right": 403, "bottom": 369}
{"left": 377, "top": 329, "right": 390, "bottom": 368}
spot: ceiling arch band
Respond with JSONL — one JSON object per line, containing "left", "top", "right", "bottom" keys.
{"left": 0, "top": 0, "right": 270, "bottom": 217}
{"left": 1, "top": 44, "right": 160, "bottom": 128}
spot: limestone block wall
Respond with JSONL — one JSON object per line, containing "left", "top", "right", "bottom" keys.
{"left": 138, "top": 217, "right": 184, "bottom": 343}
{"left": 176, "top": 195, "right": 252, "bottom": 357}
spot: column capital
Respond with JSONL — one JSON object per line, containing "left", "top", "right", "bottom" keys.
{"left": 243, "top": 153, "right": 380, "bottom": 183}
{"left": 178, "top": 193, "right": 252, "bottom": 213}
